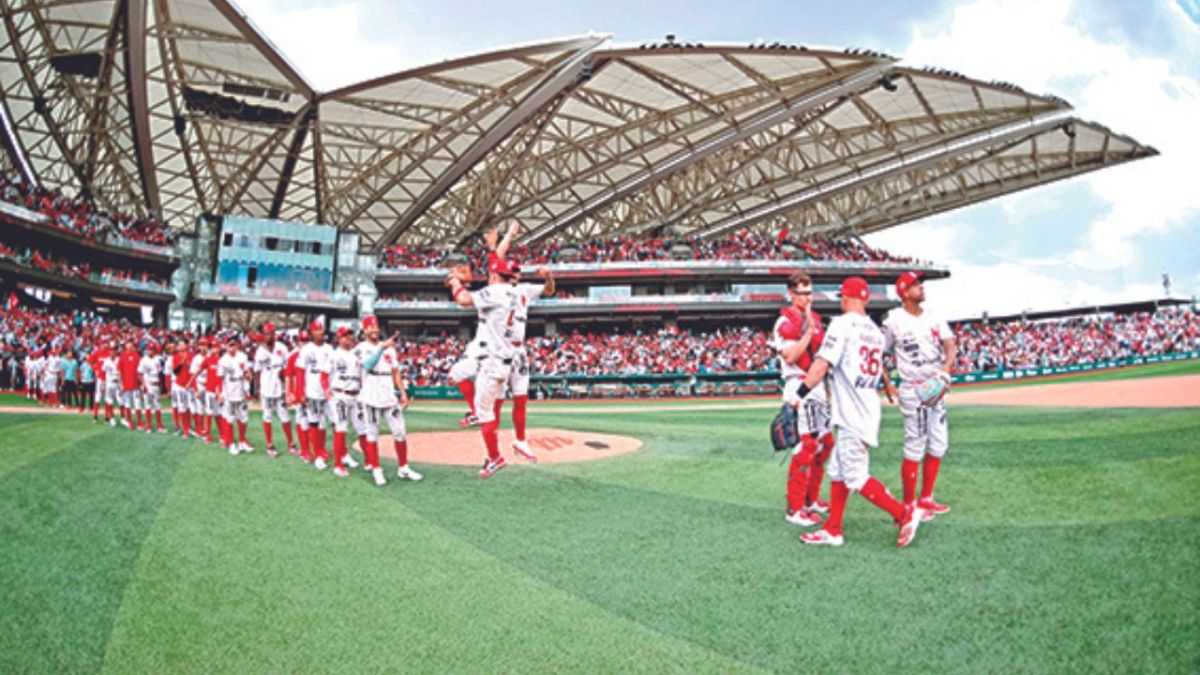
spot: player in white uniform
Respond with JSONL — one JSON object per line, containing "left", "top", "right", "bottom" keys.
{"left": 355, "top": 315, "right": 421, "bottom": 486}
{"left": 218, "top": 339, "right": 253, "bottom": 455}
{"left": 41, "top": 348, "right": 61, "bottom": 407}
{"left": 24, "top": 352, "right": 38, "bottom": 401}
{"left": 285, "top": 331, "right": 313, "bottom": 461}
{"left": 138, "top": 343, "right": 168, "bottom": 433}
{"left": 326, "top": 326, "right": 365, "bottom": 478}
{"left": 882, "top": 271, "right": 957, "bottom": 519}
{"left": 447, "top": 221, "right": 520, "bottom": 426}
{"left": 447, "top": 255, "right": 526, "bottom": 478}
{"left": 493, "top": 266, "right": 554, "bottom": 463}
{"left": 773, "top": 272, "right": 835, "bottom": 527}
{"left": 793, "top": 276, "right": 923, "bottom": 548}
{"left": 101, "top": 349, "right": 122, "bottom": 427}
{"left": 299, "top": 321, "right": 334, "bottom": 470}
{"left": 188, "top": 340, "right": 211, "bottom": 441}
{"left": 253, "top": 323, "right": 295, "bottom": 458}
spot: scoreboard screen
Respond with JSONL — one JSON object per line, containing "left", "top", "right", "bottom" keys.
{"left": 214, "top": 216, "right": 337, "bottom": 292}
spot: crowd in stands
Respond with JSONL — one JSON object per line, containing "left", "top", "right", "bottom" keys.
{"left": 0, "top": 243, "right": 171, "bottom": 293}
{"left": 952, "top": 306, "right": 1200, "bottom": 372}
{"left": 381, "top": 230, "right": 925, "bottom": 270}
{"left": 0, "top": 173, "right": 176, "bottom": 249}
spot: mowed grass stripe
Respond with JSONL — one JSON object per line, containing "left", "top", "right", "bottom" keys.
{"left": 0, "top": 428, "right": 188, "bottom": 674}
{"left": 0, "top": 415, "right": 110, "bottom": 478}
{"left": 100, "top": 445, "right": 765, "bottom": 674}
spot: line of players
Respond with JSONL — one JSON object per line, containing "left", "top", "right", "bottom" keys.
{"left": 773, "top": 270, "right": 956, "bottom": 548}
{"left": 73, "top": 316, "right": 423, "bottom": 487}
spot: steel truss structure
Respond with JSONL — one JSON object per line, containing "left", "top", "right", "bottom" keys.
{"left": 0, "top": 0, "right": 1156, "bottom": 251}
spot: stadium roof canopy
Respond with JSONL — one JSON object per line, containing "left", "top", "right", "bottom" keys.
{"left": 0, "top": 0, "right": 1158, "bottom": 251}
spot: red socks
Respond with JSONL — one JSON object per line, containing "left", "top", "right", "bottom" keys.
{"left": 395, "top": 439, "right": 408, "bottom": 466}
{"left": 333, "top": 431, "right": 347, "bottom": 469}
{"left": 298, "top": 426, "right": 312, "bottom": 459}
{"left": 362, "top": 439, "right": 380, "bottom": 467}
{"left": 456, "top": 380, "right": 476, "bottom": 414}
{"left": 824, "top": 481, "right": 849, "bottom": 535}
{"left": 482, "top": 421, "right": 501, "bottom": 461}
{"left": 513, "top": 395, "right": 528, "bottom": 441}
{"left": 492, "top": 399, "right": 504, "bottom": 423}
{"left": 263, "top": 423, "right": 273, "bottom": 447}
{"left": 920, "top": 456, "right": 942, "bottom": 502}
{"left": 901, "top": 458, "right": 920, "bottom": 504}
{"left": 859, "top": 477, "right": 904, "bottom": 522}
{"left": 237, "top": 422, "right": 247, "bottom": 445}
{"left": 281, "top": 422, "right": 294, "bottom": 447}
{"left": 786, "top": 436, "right": 817, "bottom": 514}
{"left": 156, "top": 411, "right": 164, "bottom": 430}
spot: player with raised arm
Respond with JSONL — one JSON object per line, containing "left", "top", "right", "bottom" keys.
{"left": 882, "top": 271, "right": 958, "bottom": 519}
{"left": 355, "top": 316, "right": 422, "bottom": 486}
{"left": 773, "top": 272, "right": 835, "bottom": 527}
{"left": 447, "top": 221, "right": 520, "bottom": 426}
{"left": 491, "top": 263, "right": 554, "bottom": 462}
{"left": 794, "top": 277, "right": 923, "bottom": 548}
{"left": 253, "top": 322, "right": 295, "bottom": 458}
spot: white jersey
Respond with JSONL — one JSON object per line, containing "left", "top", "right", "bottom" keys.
{"left": 41, "top": 356, "right": 59, "bottom": 380}
{"left": 189, "top": 354, "right": 207, "bottom": 390}
{"left": 470, "top": 284, "right": 524, "bottom": 360}
{"left": 253, "top": 342, "right": 288, "bottom": 399}
{"left": 102, "top": 355, "right": 120, "bottom": 383}
{"left": 328, "top": 347, "right": 362, "bottom": 393}
{"left": 299, "top": 342, "right": 334, "bottom": 400}
{"left": 217, "top": 352, "right": 250, "bottom": 402}
{"left": 138, "top": 355, "right": 163, "bottom": 388}
{"left": 816, "top": 312, "right": 885, "bottom": 447}
{"left": 508, "top": 282, "right": 545, "bottom": 343}
{"left": 882, "top": 308, "right": 954, "bottom": 385}
{"left": 356, "top": 341, "right": 400, "bottom": 408}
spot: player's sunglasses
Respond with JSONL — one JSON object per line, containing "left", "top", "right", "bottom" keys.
{"left": 788, "top": 288, "right": 813, "bottom": 296}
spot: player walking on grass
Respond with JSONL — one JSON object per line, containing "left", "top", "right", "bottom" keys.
{"left": 774, "top": 272, "right": 835, "bottom": 527}
{"left": 254, "top": 323, "right": 295, "bottom": 458}
{"left": 355, "top": 315, "right": 422, "bottom": 486}
{"left": 794, "top": 277, "right": 922, "bottom": 548}
{"left": 882, "top": 271, "right": 957, "bottom": 519}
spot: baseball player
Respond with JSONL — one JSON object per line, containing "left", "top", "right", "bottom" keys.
{"left": 446, "top": 254, "right": 526, "bottom": 478}
{"left": 355, "top": 315, "right": 422, "bottom": 485}
{"left": 138, "top": 342, "right": 168, "bottom": 433}
{"left": 170, "top": 339, "right": 194, "bottom": 437}
{"left": 773, "top": 272, "right": 835, "bottom": 527}
{"left": 201, "top": 340, "right": 225, "bottom": 444}
{"left": 447, "top": 221, "right": 520, "bottom": 426}
{"left": 298, "top": 321, "right": 334, "bottom": 470}
{"left": 23, "top": 350, "right": 38, "bottom": 401}
{"left": 253, "top": 322, "right": 295, "bottom": 458}
{"left": 325, "top": 326, "right": 364, "bottom": 477}
{"left": 217, "top": 338, "right": 253, "bottom": 454}
{"left": 285, "top": 331, "right": 314, "bottom": 461}
{"left": 882, "top": 271, "right": 957, "bottom": 518}
{"left": 189, "top": 339, "right": 213, "bottom": 441}
{"left": 491, "top": 263, "right": 555, "bottom": 463}
{"left": 100, "top": 343, "right": 121, "bottom": 426}
{"left": 794, "top": 276, "right": 923, "bottom": 548}
{"left": 41, "top": 346, "right": 61, "bottom": 408}
{"left": 117, "top": 340, "right": 143, "bottom": 430}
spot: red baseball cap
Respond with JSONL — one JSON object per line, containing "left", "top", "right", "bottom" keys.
{"left": 336, "top": 326, "right": 353, "bottom": 340}
{"left": 841, "top": 276, "right": 870, "bottom": 301}
{"left": 297, "top": 330, "right": 310, "bottom": 342}
{"left": 263, "top": 321, "right": 276, "bottom": 334}
{"left": 309, "top": 320, "right": 324, "bottom": 333}
{"left": 895, "top": 271, "right": 924, "bottom": 296}
{"left": 362, "top": 315, "right": 379, "bottom": 331}
{"left": 489, "top": 257, "right": 520, "bottom": 277}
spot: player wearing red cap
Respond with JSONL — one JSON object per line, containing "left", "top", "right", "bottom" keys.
{"left": 41, "top": 346, "right": 61, "bottom": 408}
{"left": 490, "top": 263, "right": 554, "bottom": 463}
{"left": 189, "top": 339, "right": 212, "bottom": 441}
{"left": 882, "top": 271, "right": 957, "bottom": 519}
{"left": 138, "top": 342, "right": 168, "bottom": 433}
{"left": 171, "top": 339, "right": 194, "bottom": 437}
{"left": 299, "top": 321, "right": 334, "bottom": 469}
{"left": 253, "top": 322, "right": 295, "bottom": 457}
{"left": 795, "top": 276, "right": 923, "bottom": 548}
{"left": 117, "top": 340, "right": 143, "bottom": 430}
{"left": 773, "top": 272, "right": 834, "bottom": 528}
{"left": 324, "top": 325, "right": 364, "bottom": 477}
{"left": 218, "top": 338, "right": 253, "bottom": 454}
{"left": 99, "top": 341, "right": 121, "bottom": 426}
{"left": 285, "top": 330, "right": 313, "bottom": 461}
{"left": 355, "top": 315, "right": 421, "bottom": 485}
{"left": 201, "top": 340, "right": 225, "bottom": 443}
{"left": 88, "top": 341, "right": 113, "bottom": 423}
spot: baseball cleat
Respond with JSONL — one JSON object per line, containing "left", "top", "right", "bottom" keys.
{"left": 808, "top": 500, "right": 830, "bottom": 514}
{"left": 917, "top": 498, "right": 951, "bottom": 515}
{"left": 287, "top": 445, "right": 300, "bottom": 457}
{"left": 227, "top": 444, "right": 239, "bottom": 456}
{"left": 314, "top": 457, "right": 328, "bottom": 471}
{"left": 265, "top": 446, "right": 279, "bottom": 458}
{"left": 144, "top": 427, "right": 152, "bottom": 434}
{"left": 109, "top": 419, "right": 117, "bottom": 428}
{"left": 897, "top": 504, "right": 923, "bottom": 549}
{"left": 333, "top": 466, "right": 350, "bottom": 478}
{"left": 363, "top": 463, "right": 376, "bottom": 473}
{"left": 158, "top": 427, "right": 169, "bottom": 434}
{"left": 785, "top": 508, "right": 822, "bottom": 527}
{"left": 372, "top": 468, "right": 387, "bottom": 487}
{"left": 459, "top": 413, "right": 479, "bottom": 427}
{"left": 396, "top": 465, "right": 424, "bottom": 482}
{"left": 478, "top": 457, "right": 507, "bottom": 479}
{"left": 239, "top": 442, "right": 253, "bottom": 453}
{"left": 512, "top": 440, "right": 538, "bottom": 463}
{"left": 342, "top": 453, "right": 359, "bottom": 469}
{"left": 800, "top": 529, "right": 845, "bottom": 547}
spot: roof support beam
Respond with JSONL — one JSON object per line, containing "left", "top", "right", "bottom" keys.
{"left": 373, "top": 37, "right": 608, "bottom": 249}
{"left": 0, "top": 100, "right": 35, "bottom": 184}
{"left": 124, "top": 0, "right": 161, "bottom": 213}
{"left": 523, "top": 60, "right": 894, "bottom": 243}
{"left": 269, "top": 104, "right": 313, "bottom": 218}
{"left": 694, "top": 111, "right": 1070, "bottom": 239}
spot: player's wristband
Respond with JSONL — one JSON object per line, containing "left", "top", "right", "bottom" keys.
{"left": 797, "top": 383, "right": 811, "bottom": 399}
{"left": 452, "top": 286, "right": 468, "bottom": 302}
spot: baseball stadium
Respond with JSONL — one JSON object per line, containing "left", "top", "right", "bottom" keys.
{"left": 1, "top": 1, "right": 1197, "bottom": 672}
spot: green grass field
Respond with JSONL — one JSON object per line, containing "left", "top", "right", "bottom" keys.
{"left": 1, "top": 367, "right": 1198, "bottom": 673}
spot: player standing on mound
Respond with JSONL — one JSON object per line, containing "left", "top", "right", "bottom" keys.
{"left": 446, "top": 221, "right": 520, "bottom": 426}
{"left": 253, "top": 323, "right": 295, "bottom": 458}
{"left": 773, "top": 272, "right": 835, "bottom": 527}
{"left": 355, "top": 315, "right": 422, "bottom": 486}
{"left": 882, "top": 271, "right": 957, "bottom": 519}
{"left": 795, "top": 276, "right": 923, "bottom": 548}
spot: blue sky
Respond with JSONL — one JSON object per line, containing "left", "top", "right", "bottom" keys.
{"left": 237, "top": 0, "right": 1200, "bottom": 319}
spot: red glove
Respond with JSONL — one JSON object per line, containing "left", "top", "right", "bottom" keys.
{"left": 777, "top": 307, "right": 809, "bottom": 340}
{"left": 777, "top": 319, "right": 803, "bottom": 340}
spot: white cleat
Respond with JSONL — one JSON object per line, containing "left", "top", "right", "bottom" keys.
{"left": 785, "top": 509, "right": 822, "bottom": 527}
{"left": 512, "top": 440, "right": 538, "bottom": 463}
{"left": 227, "top": 444, "right": 239, "bottom": 456}
{"left": 342, "top": 453, "right": 359, "bottom": 469}
{"left": 314, "top": 457, "right": 328, "bottom": 471}
{"left": 109, "top": 419, "right": 117, "bottom": 428}
{"left": 372, "top": 468, "right": 387, "bottom": 487}
{"left": 333, "top": 466, "right": 350, "bottom": 478}
{"left": 239, "top": 442, "right": 254, "bottom": 453}
{"left": 396, "top": 465, "right": 424, "bottom": 482}
{"left": 800, "top": 529, "right": 845, "bottom": 547}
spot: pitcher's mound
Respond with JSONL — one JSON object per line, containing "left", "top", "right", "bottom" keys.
{"left": 377, "top": 427, "right": 643, "bottom": 466}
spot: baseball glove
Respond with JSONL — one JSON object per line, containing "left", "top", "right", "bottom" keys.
{"left": 915, "top": 373, "right": 950, "bottom": 406}
{"left": 770, "top": 403, "right": 801, "bottom": 452}
{"left": 777, "top": 307, "right": 811, "bottom": 340}
{"left": 445, "top": 264, "right": 473, "bottom": 286}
